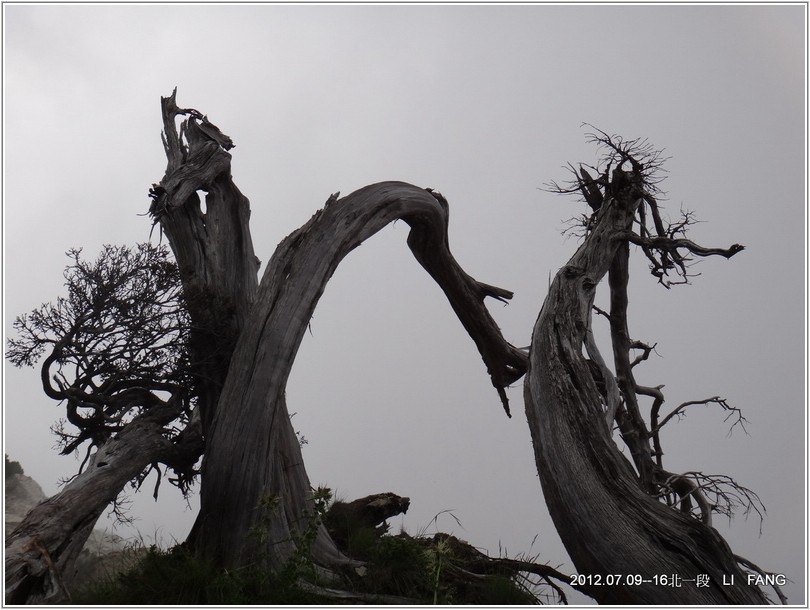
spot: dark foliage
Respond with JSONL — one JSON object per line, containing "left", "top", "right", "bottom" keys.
{"left": 6, "top": 243, "right": 200, "bottom": 494}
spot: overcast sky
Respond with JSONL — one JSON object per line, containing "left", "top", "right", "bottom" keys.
{"left": 3, "top": 3, "right": 806, "bottom": 604}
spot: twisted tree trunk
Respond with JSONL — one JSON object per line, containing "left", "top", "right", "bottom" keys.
{"left": 8, "top": 92, "right": 769, "bottom": 605}
{"left": 191, "top": 182, "right": 527, "bottom": 570}
{"left": 523, "top": 182, "right": 768, "bottom": 604}
{"left": 151, "top": 92, "right": 525, "bottom": 572}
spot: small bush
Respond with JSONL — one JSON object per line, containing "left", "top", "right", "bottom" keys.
{"left": 361, "top": 534, "right": 432, "bottom": 600}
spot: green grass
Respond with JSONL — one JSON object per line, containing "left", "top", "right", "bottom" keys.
{"left": 71, "top": 544, "right": 328, "bottom": 605}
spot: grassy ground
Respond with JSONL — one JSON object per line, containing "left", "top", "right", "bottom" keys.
{"left": 72, "top": 492, "right": 549, "bottom": 605}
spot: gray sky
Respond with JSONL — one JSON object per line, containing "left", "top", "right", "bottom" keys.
{"left": 3, "top": 3, "right": 806, "bottom": 604}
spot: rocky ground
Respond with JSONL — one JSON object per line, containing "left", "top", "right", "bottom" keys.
{"left": 5, "top": 471, "right": 47, "bottom": 538}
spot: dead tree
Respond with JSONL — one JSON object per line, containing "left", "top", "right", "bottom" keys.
{"left": 6, "top": 92, "right": 521, "bottom": 600}
{"left": 527, "top": 127, "right": 775, "bottom": 604}
{"left": 6, "top": 96, "right": 780, "bottom": 605}
{"left": 148, "top": 90, "right": 526, "bottom": 574}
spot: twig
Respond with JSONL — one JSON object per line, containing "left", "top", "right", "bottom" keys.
{"left": 734, "top": 554, "right": 789, "bottom": 604}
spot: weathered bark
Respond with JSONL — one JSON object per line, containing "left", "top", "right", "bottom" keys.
{"left": 149, "top": 91, "right": 524, "bottom": 575}
{"left": 4, "top": 405, "right": 202, "bottom": 604}
{"left": 523, "top": 182, "right": 768, "bottom": 603}
{"left": 192, "top": 182, "right": 527, "bottom": 570}
{"left": 150, "top": 88, "right": 259, "bottom": 437}
{"left": 7, "top": 92, "right": 769, "bottom": 604}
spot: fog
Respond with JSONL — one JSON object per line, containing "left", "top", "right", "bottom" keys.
{"left": 3, "top": 4, "right": 806, "bottom": 604}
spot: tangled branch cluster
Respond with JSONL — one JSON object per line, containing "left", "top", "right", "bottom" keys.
{"left": 6, "top": 243, "right": 199, "bottom": 493}
{"left": 547, "top": 124, "right": 743, "bottom": 288}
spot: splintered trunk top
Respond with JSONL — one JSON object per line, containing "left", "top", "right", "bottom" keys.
{"left": 154, "top": 91, "right": 526, "bottom": 573}
{"left": 150, "top": 90, "right": 336, "bottom": 569}
{"left": 151, "top": 89, "right": 259, "bottom": 438}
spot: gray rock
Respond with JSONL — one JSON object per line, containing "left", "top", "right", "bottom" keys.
{"left": 5, "top": 470, "right": 140, "bottom": 594}
{"left": 5, "top": 472, "right": 47, "bottom": 537}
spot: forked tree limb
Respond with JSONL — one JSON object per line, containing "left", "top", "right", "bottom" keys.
{"left": 653, "top": 396, "right": 747, "bottom": 434}
{"left": 607, "top": 241, "right": 656, "bottom": 490}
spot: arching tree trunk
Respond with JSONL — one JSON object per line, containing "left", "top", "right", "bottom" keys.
{"left": 191, "top": 181, "right": 527, "bottom": 570}
{"left": 151, "top": 91, "right": 525, "bottom": 573}
{"left": 7, "top": 92, "right": 772, "bottom": 605}
{"left": 522, "top": 175, "right": 768, "bottom": 604}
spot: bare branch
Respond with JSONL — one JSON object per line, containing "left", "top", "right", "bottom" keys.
{"left": 681, "top": 472, "right": 766, "bottom": 531}
{"left": 607, "top": 240, "right": 656, "bottom": 490}
{"left": 485, "top": 556, "right": 585, "bottom": 602}
{"left": 625, "top": 232, "right": 745, "bottom": 260}
{"left": 654, "top": 396, "right": 749, "bottom": 435}
{"left": 654, "top": 469, "right": 715, "bottom": 526}
{"left": 734, "top": 554, "right": 789, "bottom": 604}
{"left": 581, "top": 123, "right": 670, "bottom": 192}
{"left": 629, "top": 339, "right": 657, "bottom": 368}
{"left": 638, "top": 383, "right": 666, "bottom": 468}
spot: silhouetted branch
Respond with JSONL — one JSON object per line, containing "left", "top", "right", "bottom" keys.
{"left": 734, "top": 554, "right": 789, "bottom": 604}
{"left": 653, "top": 396, "right": 749, "bottom": 435}
{"left": 625, "top": 232, "right": 745, "bottom": 261}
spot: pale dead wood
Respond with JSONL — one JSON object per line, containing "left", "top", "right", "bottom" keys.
{"left": 194, "top": 181, "right": 527, "bottom": 570}
{"left": 527, "top": 139, "right": 768, "bottom": 602}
